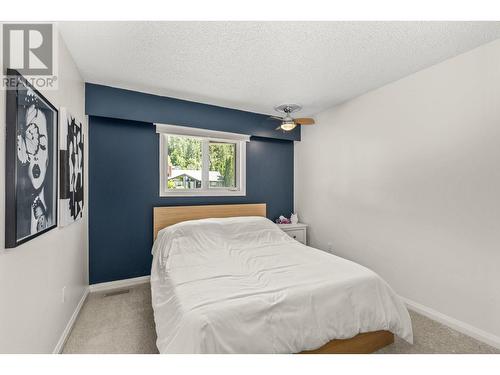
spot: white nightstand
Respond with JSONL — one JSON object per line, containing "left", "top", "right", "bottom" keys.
{"left": 277, "top": 223, "right": 308, "bottom": 245}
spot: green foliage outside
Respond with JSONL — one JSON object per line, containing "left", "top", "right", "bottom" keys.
{"left": 209, "top": 142, "right": 235, "bottom": 187}
{"left": 168, "top": 136, "right": 202, "bottom": 170}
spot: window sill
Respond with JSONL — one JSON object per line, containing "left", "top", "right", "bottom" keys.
{"left": 159, "top": 189, "right": 246, "bottom": 197}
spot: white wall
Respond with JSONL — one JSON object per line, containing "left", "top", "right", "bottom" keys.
{"left": 295, "top": 39, "right": 500, "bottom": 344}
{"left": 0, "top": 32, "right": 88, "bottom": 353}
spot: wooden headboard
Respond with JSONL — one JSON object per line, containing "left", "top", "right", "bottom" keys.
{"left": 153, "top": 203, "right": 267, "bottom": 239}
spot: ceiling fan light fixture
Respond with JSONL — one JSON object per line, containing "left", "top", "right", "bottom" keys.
{"left": 280, "top": 120, "right": 297, "bottom": 131}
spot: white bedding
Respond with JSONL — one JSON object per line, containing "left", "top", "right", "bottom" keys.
{"left": 151, "top": 216, "right": 413, "bottom": 353}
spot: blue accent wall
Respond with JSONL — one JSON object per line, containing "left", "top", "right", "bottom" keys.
{"left": 87, "top": 85, "right": 296, "bottom": 284}
{"left": 86, "top": 83, "right": 301, "bottom": 141}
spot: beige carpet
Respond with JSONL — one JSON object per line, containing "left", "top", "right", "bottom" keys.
{"left": 62, "top": 283, "right": 499, "bottom": 354}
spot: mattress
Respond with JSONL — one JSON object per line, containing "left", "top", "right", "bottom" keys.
{"left": 150, "top": 216, "right": 413, "bottom": 353}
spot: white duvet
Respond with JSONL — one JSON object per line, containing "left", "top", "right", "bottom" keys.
{"left": 151, "top": 216, "right": 413, "bottom": 353}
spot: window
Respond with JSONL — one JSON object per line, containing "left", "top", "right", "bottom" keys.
{"left": 157, "top": 124, "right": 248, "bottom": 196}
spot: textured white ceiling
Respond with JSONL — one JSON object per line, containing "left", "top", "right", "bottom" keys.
{"left": 59, "top": 21, "right": 500, "bottom": 116}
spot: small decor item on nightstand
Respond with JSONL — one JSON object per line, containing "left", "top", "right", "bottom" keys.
{"left": 275, "top": 215, "right": 291, "bottom": 224}
{"left": 290, "top": 213, "right": 298, "bottom": 224}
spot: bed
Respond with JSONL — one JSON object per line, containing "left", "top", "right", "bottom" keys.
{"left": 150, "top": 203, "right": 413, "bottom": 353}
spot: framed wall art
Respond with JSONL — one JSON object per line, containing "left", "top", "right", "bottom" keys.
{"left": 5, "top": 69, "right": 58, "bottom": 248}
{"left": 59, "top": 107, "right": 84, "bottom": 227}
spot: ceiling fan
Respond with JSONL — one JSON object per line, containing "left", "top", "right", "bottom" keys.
{"left": 271, "top": 104, "right": 315, "bottom": 131}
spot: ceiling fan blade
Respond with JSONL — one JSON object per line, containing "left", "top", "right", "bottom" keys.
{"left": 275, "top": 125, "right": 283, "bottom": 130}
{"left": 294, "top": 118, "right": 315, "bottom": 125}
{"left": 269, "top": 116, "right": 283, "bottom": 120}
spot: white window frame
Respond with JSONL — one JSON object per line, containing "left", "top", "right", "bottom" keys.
{"left": 156, "top": 124, "right": 249, "bottom": 197}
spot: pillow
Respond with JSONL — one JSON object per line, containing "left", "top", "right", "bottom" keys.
{"left": 152, "top": 216, "right": 291, "bottom": 266}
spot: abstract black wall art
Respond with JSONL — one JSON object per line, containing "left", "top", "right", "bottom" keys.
{"left": 5, "top": 69, "right": 58, "bottom": 248}
{"left": 59, "top": 108, "right": 84, "bottom": 227}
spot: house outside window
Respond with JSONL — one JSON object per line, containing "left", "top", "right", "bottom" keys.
{"left": 156, "top": 124, "right": 248, "bottom": 197}
{"left": 167, "top": 170, "right": 223, "bottom": 189}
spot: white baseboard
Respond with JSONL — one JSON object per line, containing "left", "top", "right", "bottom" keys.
{"left": 88, "top": 275, "right": 150, "bottom": 293}
{"left": 53, "top": 287, "right": 89, "bottom": 354}
{"left": 403, "top": 297, "right": 500, "bottom": 350}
